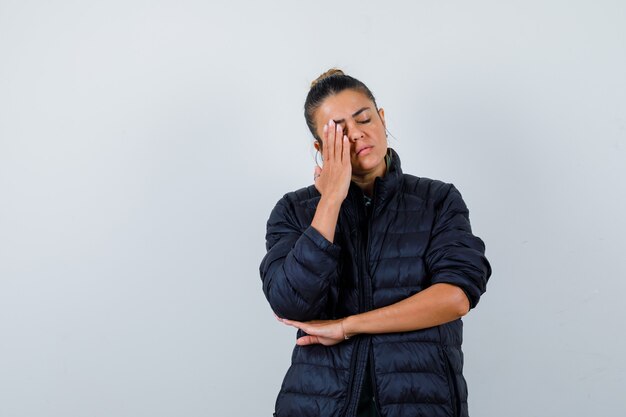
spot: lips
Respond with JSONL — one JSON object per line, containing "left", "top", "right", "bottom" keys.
{"left": 356, "top": 146, "right": 373, "bottom": 156}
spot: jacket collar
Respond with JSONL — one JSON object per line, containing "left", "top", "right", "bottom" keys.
{"left": 348, "top": 147, "right": 403, "bottom": 212}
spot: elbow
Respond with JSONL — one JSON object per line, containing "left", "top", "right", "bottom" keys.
{"left": 262, "top": 267, "right": 333, "bottom": 322}
{"left": 264, "top": 284, "right": 325, "bottom": 322}
{"left": 457, "top": 297, "right": 470, "bottom": 317}
{"left": 270, "top": 302, "right": 322, "bottom": 322}
{"left": 433, "top": 283, "right": 472, "bottom": 318}
{"left": 450, "top": 286, "right": 471, "bottom": 318}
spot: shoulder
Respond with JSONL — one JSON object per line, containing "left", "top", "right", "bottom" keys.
{"left": 273, "top": 184, "right": 320, "bottom": 210}
{"left": 400, "top": 173, "right": 456, "bottom": 202}
{"left": 266, "top": 185, "right": 320, "bottom": 228}
{"left": 398, "top": 175, "right": 472, "bottom": 225}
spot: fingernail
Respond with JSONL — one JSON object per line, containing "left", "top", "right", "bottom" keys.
{"left": 323, "top": 124, "right": 328, "bottom": 132}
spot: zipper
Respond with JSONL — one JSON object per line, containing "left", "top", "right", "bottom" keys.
{"left": 340, "top": 181, "right": 383, "bottom": 417}
{"left": 365, "top": 179, "right": 384, "bottom": 417}
{"left": 364, "top": 178, "right": 378, "bottom": 309}
{"left": 339, "top": 337, "right": 363, "bottom": 417}
{"left": 338, "top": 188, "right": 368, "bottom": 417}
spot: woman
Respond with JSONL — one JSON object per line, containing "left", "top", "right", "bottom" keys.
{"left": 259, "top": 69, "right": 492, "bottom": 417}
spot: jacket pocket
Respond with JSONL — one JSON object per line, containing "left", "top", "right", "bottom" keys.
{"left": 441, "top": 347, "right": 460, "bottom": 417}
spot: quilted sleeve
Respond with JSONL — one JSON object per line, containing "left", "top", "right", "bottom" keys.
{"left": 259, "top": 196, "right": 341, "bottom": 321}
{"left": 424, "top": 184, "right": 492, "bottom": 309}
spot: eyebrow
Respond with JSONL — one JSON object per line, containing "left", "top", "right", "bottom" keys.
{"left": 332, "top": 107, "right": 371, "bottom": 124}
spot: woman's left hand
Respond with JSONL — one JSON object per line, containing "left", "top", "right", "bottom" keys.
{"left": 274, "top": 313, "right": 349, "bottom": 346}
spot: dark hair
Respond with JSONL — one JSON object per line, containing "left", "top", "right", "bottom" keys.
{"left": 304, "top": 68, "right": 379, "bottom": 147}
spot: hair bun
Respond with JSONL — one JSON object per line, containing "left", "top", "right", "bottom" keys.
{"left": 310, "top": 68, "right": 345, "bottom": 88}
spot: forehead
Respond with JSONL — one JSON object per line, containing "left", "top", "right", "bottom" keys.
{"left": 314, "top": 89, "right": 374, "bottom": 124}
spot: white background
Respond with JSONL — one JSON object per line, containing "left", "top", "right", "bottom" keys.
{"left": 1, "top": 1, "right": 625, "bottom": 416}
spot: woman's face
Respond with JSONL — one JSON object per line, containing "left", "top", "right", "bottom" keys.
{"left": 313, "top": 89, "right": 388, "bottom": 177}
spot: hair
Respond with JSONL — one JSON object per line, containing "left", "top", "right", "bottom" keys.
{"left": 304, "top": 68, "right": 380, "bottom": 146}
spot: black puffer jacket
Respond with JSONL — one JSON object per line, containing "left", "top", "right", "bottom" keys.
{"left": 259, "top": 148, "right": 492, "bottom": 417}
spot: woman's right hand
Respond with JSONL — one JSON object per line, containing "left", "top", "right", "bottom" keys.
{"left": 314, "top": 120, "right": 352, "bottom": 202}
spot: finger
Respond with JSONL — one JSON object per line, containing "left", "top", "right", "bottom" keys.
{"left": 296, "top": 335, "right": 320, "bottom": 346}
{"left": 327, "top": 120, "right": 335, "bottom": 161}
{"left": 322, "top": 122, "right": 329, "bottom": 161}
{"left": 280, "top": 318, "right": 304, "bottom": 330}
{"left": 334, "top": 122, "right": 343, "bottom": 161}
{"left": 314, "top": 166, "right": 321, "bottom": 182}
{"left": 278, "top": 318, "right": 291, "bottom": 326}
{"left": 342, "top": 134, "right": 349, "bottom": 163}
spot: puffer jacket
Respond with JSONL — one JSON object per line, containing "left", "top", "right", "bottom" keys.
{"left": 259, "top": 147, "right": 492, "bottom": 417}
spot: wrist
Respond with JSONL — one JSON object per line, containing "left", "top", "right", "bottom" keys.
{"left": 342, "top": 315, "right": 359, "bottom": 339}
{"left": 319, "top": 194, "right": 345, "bottom": 208}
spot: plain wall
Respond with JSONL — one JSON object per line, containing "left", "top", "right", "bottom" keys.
{"left": 1, "top": 1, "right": 625, "bottom": 416}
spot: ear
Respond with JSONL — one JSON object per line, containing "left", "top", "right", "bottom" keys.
{"left": 314, "top": 140, "right": 320, "bottom": 152}
{"left": 378, "top": 107, "right": 386, "bottom": 128}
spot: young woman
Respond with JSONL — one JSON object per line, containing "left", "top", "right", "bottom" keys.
{"left": 259, "top": 69, "right": 492, "bottom": 417}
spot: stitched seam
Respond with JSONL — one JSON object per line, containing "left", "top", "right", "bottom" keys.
{"left": 374, "top": 284, "right": 423, "bottom": 290}
{"left": 290, "top": 362, "right": 350, "bottom": 371}
{"left": 376, "top": 370, "right": 442, "bottom": 376}
{"left": 378, "top": 229, "right": 430, "bottom": 233}
{"left": 381, "top": 400, "right": 448, "bottom": 406}
{"left": 375, "top": 254, "right": 425, "bottom": 261}
{"left": 281, "top": 390, "right": 341, "bottom": 400}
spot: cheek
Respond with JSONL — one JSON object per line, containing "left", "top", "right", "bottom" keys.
{"left": 369, "top": 125, "right": 385, "bottom": 140}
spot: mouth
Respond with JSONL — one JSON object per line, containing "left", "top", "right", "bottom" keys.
{"left": 356, "top": 146, "right": 373, "bottom": 156}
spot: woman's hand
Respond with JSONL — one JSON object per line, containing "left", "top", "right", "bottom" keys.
{"left": 309, "top": 120, "right": 351, "bottom": 244}
{"left": 274, "top": 313, "right": 349, "bottom": 346}
{"left": 314, "top": 120, "right": 352, "bottom": 203}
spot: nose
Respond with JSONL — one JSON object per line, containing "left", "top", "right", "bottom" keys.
{"left": 346, "top": 124, "right": 364, "bottom": 142}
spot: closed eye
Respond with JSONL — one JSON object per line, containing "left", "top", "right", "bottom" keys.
{"left": 357, "top": 119, "right": 371, "bottom": 124}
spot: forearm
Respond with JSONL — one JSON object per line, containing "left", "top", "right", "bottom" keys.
{"left": 342, "top": 283, "right": 470, "bottom": 338}
{"left": 310, "top": 195, "right": 343, "bottom": 243}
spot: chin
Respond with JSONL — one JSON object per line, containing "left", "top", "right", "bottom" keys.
{"left": 353, "top": 154, "right": 386, "bottom": 175}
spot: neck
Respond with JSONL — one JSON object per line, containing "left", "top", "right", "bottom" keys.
{"left": 351, "top": 160, "right": 387, "bottom": 198}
